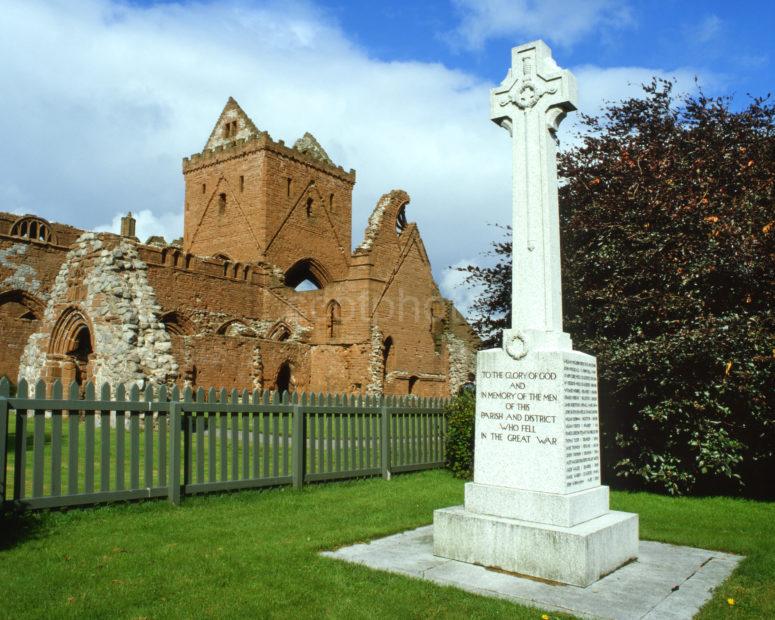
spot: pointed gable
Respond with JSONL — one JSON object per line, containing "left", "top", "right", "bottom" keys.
{"left": 293, "top": 132, "right": 333, "bottom": 166}
{"left": 204, "top": 97, "right": 260, "bottom": 151}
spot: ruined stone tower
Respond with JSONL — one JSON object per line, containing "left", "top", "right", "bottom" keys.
{"left": 183, "top": 98, "right": 355, "bottom": 284}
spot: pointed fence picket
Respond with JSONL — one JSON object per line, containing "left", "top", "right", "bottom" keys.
{"left": 0, "top": 378, "right": 449, "bottom": 510}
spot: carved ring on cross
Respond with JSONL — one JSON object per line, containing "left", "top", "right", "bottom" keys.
{"left": 501, "top": 80, "right": 558, "bottom": 111}
{"left": 504, "top": 332, "right": 529, "bottom": 360}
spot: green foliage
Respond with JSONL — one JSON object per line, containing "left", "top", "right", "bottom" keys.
{"left": 455, "top": 224, "right": 512, "bottom": 348}
{"left": 462, "top": 80, "right": 774, "bottom": 496}
{"left": 444, "top": 389, "right": 476, "bottom": 479}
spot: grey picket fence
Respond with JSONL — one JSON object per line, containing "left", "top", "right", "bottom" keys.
{"left": 0, "top": 378, "right": 449, "bottom": 510}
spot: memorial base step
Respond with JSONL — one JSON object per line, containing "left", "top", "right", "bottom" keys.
{"left": 465, "top": 482, "right": 609, "bottom": 527}
{"left": 433, "top": 505, "right": 638, "bottom": 587}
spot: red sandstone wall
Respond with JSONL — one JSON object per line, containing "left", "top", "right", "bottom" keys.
{"left": 183, "top": 153, "right": 268, "bottom": 262}
{"left": 309, "top": 344, "right": 371, "bottom": 394}
{"left": 145, "top": 262, "right": 264, "bottom": 325}
{"left": 0, "top": 315, "right": 39, "bottom": 382}
{"left": 183, "top": 136, "right": 354, "bottom": 280}
{"left": 0, "top": 115, "right": 476, "bottom": 396}
{"left": 0, "top": 235, "right": 72, "bottom": 382}
{"left": 370, "top": 228, "right": 449, "bottom": 397}
{"left": 261, "top": 150, "right": 352, "bottom": 280}
{"left": 172, "top": 335, "right": 256, "bottom": 390}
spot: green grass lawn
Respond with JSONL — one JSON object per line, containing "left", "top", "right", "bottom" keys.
{"left": 1, "top": 471, "right": 772, "bottom": 619}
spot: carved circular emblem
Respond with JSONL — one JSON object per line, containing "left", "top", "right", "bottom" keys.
{"left": 505, "top": 332, "right": 529, "bottom": 360}
{"left": 515, "top": 83, "right": 539, "bottom": 109}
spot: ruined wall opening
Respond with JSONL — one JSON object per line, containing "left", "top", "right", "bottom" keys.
{"left": 268, "top": 322, "right": 291, "bottom": 341}
{"left": 217, "top": 319, "right": 257, "bottom": 338}
{"left": 382, "top": 336, "right": 394, "bottom": 388}
{"left": 276, "top": 361, "right": 292, "bottom": 394}
{"left": 0, "top": 290, "right": 45, "bottom": 321}
{"left": 67, "top": 326, "right": 92, "bottom": 386}
{"left": 284, "top": 258, "right": 330, "bottom": 291}
{"left": 223, "top": 120, "right": 237, "bottom": 139}
{"left": 395, "top": 204, "right": 408, "bottom": 235}
{"left": 408, "top": 375, "right": 418, "bottom": 395}
{"left": 161, "top": 311, "right": 195, "bottom": 336}
{"left": 10, "top": 216, "right": 55, "bottom": 243}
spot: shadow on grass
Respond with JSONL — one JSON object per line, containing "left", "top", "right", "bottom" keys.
{"left": 0, "top": 504, "right": 44, "bottom": 550}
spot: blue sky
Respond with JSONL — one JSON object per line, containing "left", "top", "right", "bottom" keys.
{"left": 1, "top": 0, "right": 773, "bottom": 313}
{"left": 333, "top": 0, "right": 773, "bottom": 97}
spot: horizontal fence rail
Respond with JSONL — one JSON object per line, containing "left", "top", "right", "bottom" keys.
{"left": 0, "top": 378, "right": 449, "bottom": 510}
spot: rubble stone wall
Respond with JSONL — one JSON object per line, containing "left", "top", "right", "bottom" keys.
{"left": 17, "top": 233, "right": 178, "bottom": 388}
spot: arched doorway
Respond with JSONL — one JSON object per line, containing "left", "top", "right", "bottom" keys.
{"left": 67, "top": 325, "right": 92, "bottom": 386}
{"left": 276, "top": 361, "right": 293, "bottom": 394}
{"left": 48, "top": 307, "right": 94, "bottom": 390}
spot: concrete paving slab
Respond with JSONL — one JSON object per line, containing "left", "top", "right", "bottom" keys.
{"left": 321, "top": 525, "right": 742, "bottom": 620}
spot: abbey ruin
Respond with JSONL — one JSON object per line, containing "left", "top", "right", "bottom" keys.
{"left": 0, "top": 98, "right": 477, "bottom": 396}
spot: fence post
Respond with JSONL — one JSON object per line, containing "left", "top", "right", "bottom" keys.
{"left": 0, "top": 378, "right": 9, "bottom": 503}
{"left": 381, "top": 396, "right": 390, "bottom": 480}
{"left": 182, "top": 388, "right": 193, "bottom": 487}
{"left": 292, "top": 392, "right": 305, "bottom": 490}
{"left": 13, "top": 379, "right": 28, "bottom": 501}
{"left": 168, "top": 402, "right": 182, "bottom": 506}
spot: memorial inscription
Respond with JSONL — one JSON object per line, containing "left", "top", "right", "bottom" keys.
{"left": 478, "top": 369, "right": 560, "bottom": 446}
{"left": 473, "top": 351, "right": 600, "bottom": 495}
{"left": 564, "top": 359, "right": 600, "bottom": 488}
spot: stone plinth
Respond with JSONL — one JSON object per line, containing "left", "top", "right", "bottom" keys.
{"left": 434, "top": 506, "right": 638, "bottom": 587}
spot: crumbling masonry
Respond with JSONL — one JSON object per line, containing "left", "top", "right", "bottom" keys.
{"left": 1, "top": 98, "right": 478, "bottom": 396}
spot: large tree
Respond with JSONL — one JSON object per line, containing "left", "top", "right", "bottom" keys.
{"left": 461, "top": 80, "right": 774, "bottom": 496}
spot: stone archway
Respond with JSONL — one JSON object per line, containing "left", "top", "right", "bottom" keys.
{"left": 47, "top": 307, "right": 94, "bottom": 389}
{"left": 284, "top": 257, "right": 331, "bottom": 291}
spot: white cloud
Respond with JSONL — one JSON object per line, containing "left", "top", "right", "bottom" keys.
{"left": 440, "top": 260, "right": 484, "bottom": 320}
{"left": 450, "top": 0, "right": 632, "bottom": 50}
{"left": 692, "top": 15, "right": 723, "bottom": 44}
{"left": 0, "top": 0, "right": 718, "bottom": 309}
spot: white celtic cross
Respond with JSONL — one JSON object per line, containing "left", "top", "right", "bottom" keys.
{"left": 490, "top": 40, "right": 577, "bottom": 348}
